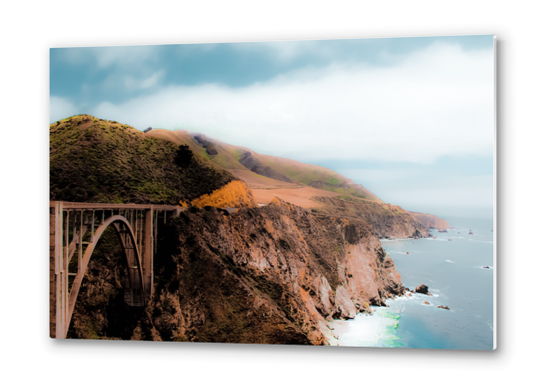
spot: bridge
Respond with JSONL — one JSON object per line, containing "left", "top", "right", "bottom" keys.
{"left": 49, "top": 201, "right": 184, "bottom": 339}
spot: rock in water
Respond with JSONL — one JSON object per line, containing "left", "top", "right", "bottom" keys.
{"left": 414, "top": 284, "right": 431, "bottom": 295}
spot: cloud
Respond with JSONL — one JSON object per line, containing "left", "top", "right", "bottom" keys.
{"left": 50, "top": 96, "right": 80, "bottom": 123}
{"left": 232, "top": 40, "right": 331, "bottom": 62}
{"left": 94, "top": 46, "right": 162, "bottom": 68}
{"left": 348, "top": 166, "right": 492, "bottom": 206}
{"left": 123, "top": 70, "right": 165, "bottom": 90}
{"left": 90, "top": 42, "right": 493, "bottom": 166}
{"left": 56, "top": 45, "right": 162, "bottom": 69}
{"left": 385, "top": 174, "right": 494, "bottom": 210}
{"left": 338, "top": 168, "right": 421, "bottom": 184}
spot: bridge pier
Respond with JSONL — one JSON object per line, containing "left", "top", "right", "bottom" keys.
{"left": 49, "top": 202, "right": 183, "bottom": 339}
{"left": 50, "top": 202, "right": 61, "bottom": 338}
{"left": 143, "top": 208, "right": 154, "bottom": 300}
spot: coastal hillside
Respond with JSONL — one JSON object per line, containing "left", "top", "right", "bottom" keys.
{"left": 68, "top": 198, "right": 404, "bottom": 344}
{"left": 310, "top": 196, "right": 429, "bottom": 239}
{"left": 147, "top": 128, "right": 448, "bottom": 236}
{"left": 50, "top": 115, "right": 236, "bottom": 204}
{"left": 408, "top": 211, "right": 450, "bottom": 230}
{"left": 147, "top": 129, "right": 380, "bottom": 201}
{"left": 50, "top": 115, "right": 432, "bottom": 344}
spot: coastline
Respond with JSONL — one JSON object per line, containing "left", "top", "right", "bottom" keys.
{"left": 323, "top": 317, "right": 354, "bottom": 346}
{"left": 326, "top": 217, "right": 494, "bottom": 349}
{"left": 326, "top": 302, "right": 401, "bottom": 347}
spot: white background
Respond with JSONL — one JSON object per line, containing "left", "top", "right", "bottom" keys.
{"left": 1, "top": 0, "right": 540, "bottom": 382}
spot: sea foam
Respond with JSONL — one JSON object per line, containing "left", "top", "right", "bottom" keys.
{"left": 336, "top": 307, "right": 402, "bottom": 348}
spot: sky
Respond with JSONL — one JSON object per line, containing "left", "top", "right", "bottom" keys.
{"left": 50, "top": 36, "right": 495, "bottom": 218}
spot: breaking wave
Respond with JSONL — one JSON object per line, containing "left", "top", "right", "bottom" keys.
{"left": 336, "top": 307, "right": 402, "bottom": 348}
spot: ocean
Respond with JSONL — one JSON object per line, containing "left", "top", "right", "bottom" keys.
{"left": 332, "top": 215, "right": 495, "bottom": 350}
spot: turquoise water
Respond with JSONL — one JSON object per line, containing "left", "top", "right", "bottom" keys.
{"left": 335, "top": 216, "right": 495, "bottom": 350}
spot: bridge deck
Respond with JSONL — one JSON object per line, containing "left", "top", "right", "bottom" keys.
{"left": 50, "top": 201, "right": 184, "bottom": 210}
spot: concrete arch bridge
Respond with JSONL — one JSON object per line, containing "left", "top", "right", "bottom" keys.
{"left": 49, "top": 202, "right": 184, "bottom": 339}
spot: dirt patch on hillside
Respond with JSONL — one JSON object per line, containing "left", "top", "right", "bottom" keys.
{"left": 252, "top": 187, "right": 340, "bottom": 208}
{"left": 228, "top": 169, "right": 298, "bottom": 189}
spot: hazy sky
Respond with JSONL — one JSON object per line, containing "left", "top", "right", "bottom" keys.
{"left": 50, "top": 36, "right": 494, "bottom": 218}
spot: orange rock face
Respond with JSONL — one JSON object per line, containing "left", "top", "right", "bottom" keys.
{"left": 191, "top": 180, "right": 258, "bottom": 209}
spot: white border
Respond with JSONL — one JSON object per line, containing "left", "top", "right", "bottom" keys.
{"left": 493, "top": 35, "right": 498, "bottom": 350}
{"left": 2, "top": 0, "right": 540, "bottom": 382}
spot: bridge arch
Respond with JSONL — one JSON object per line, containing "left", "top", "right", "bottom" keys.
{"left": 66, "top": 215, "right": 145, "bottom": 337}
{"left": 50, "top": 202, "right": 183, "bottom": 339}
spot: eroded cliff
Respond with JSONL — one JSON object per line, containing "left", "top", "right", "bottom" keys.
{"left": 408, "top": 211, "right": 450, "bottom": 230}
{"left": 310, "top": 196, "right": 430, "bottom": 239}
{"left": 68, "top": 198, "right": 404, "bottom": 344}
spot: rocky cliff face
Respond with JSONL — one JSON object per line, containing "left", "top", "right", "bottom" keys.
{"left": 310, "top": 196, "right": 430, "bottom": 239}
{"left": 68, "top": 198, "right": 404, "bottom": 344}
{"left": 408, "top": 211, "right": 449, "bottom": 230}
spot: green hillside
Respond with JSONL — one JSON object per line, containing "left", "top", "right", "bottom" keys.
{"left": 148, "top": 129, "right": 246, "bottom": 170}
{"left": 50, "top": 115, "right": 235, "bottom": 204}
{"left": 149, "top": 129, "right": 381, "bottom": 201}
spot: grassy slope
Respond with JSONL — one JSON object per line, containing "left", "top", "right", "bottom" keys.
{"left": 206, "top": 139, "right": 381, "bottom": 201}
{"left": 50, "top": 115, "right": 235, "bottom": 204}
{"left": 148, "top": 129, "right": 245, "bottom": 170}
{"left": 251, "top": 153, "right": 379, "bottom": 200}
{"left": 316, "top": 194, "right": 409, "bottom": 217}
{"left": 227, "top": 169, "right": 299, "bottom": 189}
{"left": 150, "top": 129, "right": 381, "bottom": 201}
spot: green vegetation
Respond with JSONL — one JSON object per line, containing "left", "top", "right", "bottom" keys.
{"left": 50, "top": 115, "right": 235, "bottom": 204}
{"left": 147, "top": 127, "right": 381, "bottom": 202}
{"left": 207, "top": 150, "right": 245, "bottom": 169}
{"left": 337, "top": 194, "right": 355, "bottom": 201}
{"left": 325, "top": 176, "right": 341, "bottom": 186}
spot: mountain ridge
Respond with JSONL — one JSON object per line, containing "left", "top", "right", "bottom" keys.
{"left": 147, "top": 127, "right": 448, "bottom": 236}
{"left": 49, "top": 115, "right": 236, "bottom": 204}
{"left": 147, "top": 128, "right": 381, "bottom": 201}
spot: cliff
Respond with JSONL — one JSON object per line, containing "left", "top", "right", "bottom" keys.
{"left": 52, "top": 115, "right": 430, "bottom": 345}
{"left": 408, "top": 211, "right": 449, "bottom": 230}
{"left": 68, "top": 198, "right": 404, "bottom": 344}
{"left": 310, "top": 196, "right": 430, "bottom": 239}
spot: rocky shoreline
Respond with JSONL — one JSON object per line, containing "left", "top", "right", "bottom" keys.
{"left": 69, "top": 198, "right": 407, "bottom": 344}
{"left": 327, "top": 283, "right": 452, "bottom": 345}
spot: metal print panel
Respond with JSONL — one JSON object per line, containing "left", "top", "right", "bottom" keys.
{"left": 49, "top": 36, "right": 495, "bottom": 349}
